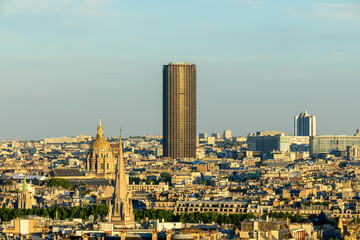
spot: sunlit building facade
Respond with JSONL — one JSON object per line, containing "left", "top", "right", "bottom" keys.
{"left": 163, "top": 62, "right": 196, "bottom": 158}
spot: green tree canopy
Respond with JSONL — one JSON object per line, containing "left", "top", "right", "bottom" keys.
{"left": 0, "top": 205, "right": 108, "bottom": 221}
{"left": 47, "top": 178, "right": 71, "bottom": 189}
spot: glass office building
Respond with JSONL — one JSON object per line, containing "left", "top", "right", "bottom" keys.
{"left": 310, "top": 135, "right": 360, "bottom": 158}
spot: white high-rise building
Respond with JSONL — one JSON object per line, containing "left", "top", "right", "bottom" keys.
{"left": 224, "top": 130, "right": 232, "bottom": 139}
{"left": 294, "top": 111, "right": 316, "bottom": 136}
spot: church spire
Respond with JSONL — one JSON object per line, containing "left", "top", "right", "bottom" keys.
{"left": 119, "top": 127, "right": 123, "bottom": 160}
{"left": 337, "top": 217, "right": 344, "bottom": 234}
{"left": 23, "top": 175, "right": 27, "bottom": 192}
{"left": 97, "top": 115, "right": 104, "bottom": 138}
{"left": 111, "top": 127, "right": 134, "bottom": 228}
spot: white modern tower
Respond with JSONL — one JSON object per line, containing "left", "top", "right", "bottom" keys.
{"left": 294, "top": 111, "right": 316, "bottom": 136}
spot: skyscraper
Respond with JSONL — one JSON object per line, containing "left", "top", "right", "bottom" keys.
{"left": 294, "top": 110, "right": 316, "bottom": 136}
{"left": 163, "top": 62, "right": 196, "bottom": 158}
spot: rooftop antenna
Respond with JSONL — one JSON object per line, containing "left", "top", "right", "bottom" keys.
{"left": 302, "top": 100, "right": 306, "bottom": 114}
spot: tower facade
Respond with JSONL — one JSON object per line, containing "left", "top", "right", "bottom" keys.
{"left": 163, "top": 62, "right": 196, "bottom": 158}
{"left": 87, "top": 117, "right": 115, "bottom": 177}
{"left": 111, "top": 133, "right": 134, "bottom": 228}
{"left": 294, "top": 111, "right": 316, "bottom": 136}
{"left": 18, "top": 176, "right": 32, "bottom": 209}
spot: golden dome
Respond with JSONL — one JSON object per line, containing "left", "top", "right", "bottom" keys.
{"left": 90, "top": 137, "right": 111, "bottom": 151}
{"left": 89, "top": 116, "right": 111, "bottom": 151}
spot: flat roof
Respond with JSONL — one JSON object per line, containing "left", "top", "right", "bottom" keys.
{"left": 168, "top": 62, "right": 193, "bottom": 65}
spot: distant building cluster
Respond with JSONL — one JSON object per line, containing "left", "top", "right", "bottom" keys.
{"left": 43, "top": 134, "right": 92, "bottom": 144}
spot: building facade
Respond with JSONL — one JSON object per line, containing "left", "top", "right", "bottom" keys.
{"left": 163, "top": 62, "right": 196, "bottom": 158}
{"left": 310, "top": 135, "right": 360, "bottom": 158}
{"left": 294, "top": 111, "right": 316, "bottom": 136}
{"left": 247, "top": 132, "right": 309, "bottom": 159}
{"left": 224, "top": 130, "right": 232, "bottom": 139}
{"left": 211, "top": 133, "right": 221, "bottom": 139}
{"left": 347, "top": 145, "right": 360, "bottom": 160}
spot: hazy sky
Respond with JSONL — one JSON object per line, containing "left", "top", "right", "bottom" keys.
{"left": 1, "top": 0, "right": 360, "bottom": 140}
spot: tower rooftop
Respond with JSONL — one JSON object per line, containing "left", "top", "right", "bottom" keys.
{"left": 167, "top": 62, "right": 193, "bottom": 65}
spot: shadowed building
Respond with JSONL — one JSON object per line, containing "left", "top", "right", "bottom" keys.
{"left": 47, "top": 168, "right": 84, "bottom": 179}
{"left": 294, "top": 111, "right": 316, "bottom": 136}
{"left": 163, "top": 62, "right": 196, "bottom": 159}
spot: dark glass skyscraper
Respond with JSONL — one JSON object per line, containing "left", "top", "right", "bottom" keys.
{"left": 163, "top": 62, "right": 196, "bottom": 158}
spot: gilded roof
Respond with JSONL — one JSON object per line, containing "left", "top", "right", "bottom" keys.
{"left": 89, "top": 116, "right": 111, "bottom": 151}
{"left": 90, "top": 137, "right": 111, "bottom": 150}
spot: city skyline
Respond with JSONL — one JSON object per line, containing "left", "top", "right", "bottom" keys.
{"left": 2, "top": 1, "right": 360, "bottom": 238}
{"left": 1, "top": 0, "right": 360, "bottom": 140}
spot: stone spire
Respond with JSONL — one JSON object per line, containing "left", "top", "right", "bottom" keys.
{"left": 111, "top": 129, "right": 134, "bottom": 228}
{"left": 23, "top": 175, "right": 27, "bottom": 192}
{"left": 18, "top": 175, "right": 31, "bottom": 209}
{"left": 338, "top": 217, "right": 344, "bottom": 234}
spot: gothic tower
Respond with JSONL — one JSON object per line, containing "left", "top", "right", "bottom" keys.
{"left": 18, "top": 175, "right": 32, "bottom": 209}
{"left": 111, "top": 131, "right": 134, "bottom": 228}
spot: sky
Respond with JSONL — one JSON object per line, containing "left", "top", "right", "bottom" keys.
{"left": 1, "top": 0, "right": 360, "bottom": 140}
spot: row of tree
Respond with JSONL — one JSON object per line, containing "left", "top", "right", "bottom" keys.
{"left": 0, "top": 207, "right": 304, "bottom": 225}
{"left": 0, "top": 205, "right": 108, "bottom": 222}
{"left": 129, "top": 172, "right": 172, "bottom": 185}
{"left": 134, "top": 209, "right": 305, "bottom": 226}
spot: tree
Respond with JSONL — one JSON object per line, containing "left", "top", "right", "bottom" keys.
{"left": 134, "top": 209, "right": 255, "bottom": 225}
{"left": 0, "top": 205, "right": 108, "bottom": 221}
{"left": 161, "top": 173, "right": 172, "bottom": 185}
{"left": 47, "top": 178, "right": 71, "bottom": 189}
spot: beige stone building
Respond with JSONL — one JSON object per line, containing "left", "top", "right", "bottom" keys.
{"left": 3, "top": 218, "right": 42, "bottom": 235}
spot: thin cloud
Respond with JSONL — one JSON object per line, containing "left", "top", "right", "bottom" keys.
{"left": 312, "top": 3, "right": 360, "bottom": 8}
{"left": 230, "top": 0, "right": 268, "bottom": 7}
{"left": 311, "top": 2, "right": 360, "bottom": 22}
{"left": 0, "top": 0, "right": 117, "bottom": 18}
